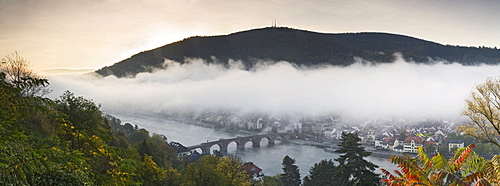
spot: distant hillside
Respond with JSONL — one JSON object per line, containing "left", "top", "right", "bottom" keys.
{"left": 96, "top": 27, "right": 500, "bottom": 77}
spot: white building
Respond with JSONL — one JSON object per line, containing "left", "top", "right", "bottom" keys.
{"left": 448, "top": 139, "right": 464, "bottom": 152}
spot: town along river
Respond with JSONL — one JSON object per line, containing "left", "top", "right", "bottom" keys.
{"left": 111, "top": 113, "right": 398, "bottom": 176}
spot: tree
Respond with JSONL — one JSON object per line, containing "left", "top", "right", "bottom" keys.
{"left": 334, "top": 132, "right": 380, "bottom": 186}
{"left": 280, "top": 155, "right": 301, "bottom": 186}
{"left": 0, "top": 62, "right": 51, "bottom": 141}
{"left": 138, "top": 140, "right": 152, "bottom": 158}
{"left": 424, "top": 143, "right": 437, "bottom": 157}
{"left": 128, "top": 128, "right": 150, "bottom": 143}
{"left": 487, "top": 155, "right": 500, "bottom": 184}
{"left": 381, "top": 144, "right": 495, "bottom": 185}
{"left": 458, "top": 77, "right": 500, "bottom": 148}
{"left": 437, "top": 143, "right": 450, "bottom": 156}
{"left": 474, "top": 143, "right": 500, "bottom": 157}
{"left": 181, "top": 155, "right": 250, "bottom": 186}
{"left": 0, "top": 71, "right": 93, "bottom": 185}
{"left": 257, "top": 175, "right": 283, "bottom": 186}
{"left": 1, "top": 64, "right": 164, "bottom": 185}
{"left": 138, "top": 155, "right": 167, "bottom": 186}
{"left": 0, "top": 52, "right": 50, "bottom": 96}
{"left": 303, "top": 159, "right": 338, "bottom": 186}
{"left": 55, "top": 90, "right": 112, "bottom": 148}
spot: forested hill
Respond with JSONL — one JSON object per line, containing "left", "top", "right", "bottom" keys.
{"left": 96, "top": 27, "right": 500, "bottom": 77}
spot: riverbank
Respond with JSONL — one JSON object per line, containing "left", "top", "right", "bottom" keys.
{"left": 288, "top": 138, "right": 409, "bottom": 158}
{"left": 286, "top": 139, "right": 331, "bottom": 147}
{"left": 368, "top": 150, "right": 409, "bottom": 158}
{"left": 169, "top": 116, "right": 406, "bottom": 159}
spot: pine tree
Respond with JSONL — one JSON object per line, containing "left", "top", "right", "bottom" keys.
{"left": 303, "top": 159, "right": 338, "bottom": 186}
{"left": 138, "top": 140, "right": 152, "bottom": 157}
{"left": 280, "top": 155, "right": 301, "bottom": 186}
{"left": 335, "top": 132, "right": 380, "bottom": 186}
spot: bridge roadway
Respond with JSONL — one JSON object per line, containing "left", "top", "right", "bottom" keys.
{"left": 186, "top": 133, "right": 291, "bottom": 155}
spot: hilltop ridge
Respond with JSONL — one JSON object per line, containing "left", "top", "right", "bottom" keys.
{"left": 96, "top": 27, "right": 500, "bottom": 77}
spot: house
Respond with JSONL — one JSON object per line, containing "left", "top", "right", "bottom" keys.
{"left": 323, "top": 126, "right": 338, "bottom": 139}
{"left": 381, "top": 136, "right": 395, "bottom": 150}
{"left": 246, "top": 117, "right": 264, "bottom": 130}
{"left": 365, "top": 131, "right": 376, "bottom": 143}
{"left": 374, "top": 135, "right": 385, "bottom": 149}
{"left": 448, "top": 139, "right": 464, "bottom": 152}
{"left": 311, "top": 125, "right": 325, "bottom": 135}
{"left": 435, "top": 129, "right": 445, "bottom": 137}
{"left": 243, "top": 162, "right": 264, "bottom": 181}
{"left": 187, "top": 150, "right": 200, "bottom": 163}
{"left": 403, "top": 136, "right": 425, "bottom": 153}
{"left": 394, "top": 145, "right": 405, "bottom": 153}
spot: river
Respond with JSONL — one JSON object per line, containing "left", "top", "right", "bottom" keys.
{"left": 110, "top": 112, "right": 398, "bottom": 177}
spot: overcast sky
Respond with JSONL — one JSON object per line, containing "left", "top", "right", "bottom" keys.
{"left": 1, "top": 0, "right": 499, "bottom": 73}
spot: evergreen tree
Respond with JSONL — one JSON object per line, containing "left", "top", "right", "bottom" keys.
{"left": 303, "top": 159, "right": 338, "bottom": 186}
{"left": 280, "top": 155, "right": 301, "bottom": 186}
{"left": 335, "top": 132, "right": 380, "bottom": 186}
{"left": 138, "top": 140, "right": 152, "bottom": 157}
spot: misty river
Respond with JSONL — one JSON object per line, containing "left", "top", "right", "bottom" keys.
{"left": 109, "top": 112, "right": 398, "bottom": 177}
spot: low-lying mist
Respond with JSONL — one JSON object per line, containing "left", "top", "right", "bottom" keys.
{"left": 47, "top": 55, "right": 500, "bottom": 121}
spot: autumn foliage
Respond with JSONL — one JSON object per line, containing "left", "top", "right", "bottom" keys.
{"left": 0, "top": 53, "right": 251, "bottom": 185}
{"left": 381, "top": 144, "right": 500, "bottom": 186}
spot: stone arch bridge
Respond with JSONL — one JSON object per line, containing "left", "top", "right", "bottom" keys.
{"left": 187, "top": 133, "right": 291, "bottom": 155}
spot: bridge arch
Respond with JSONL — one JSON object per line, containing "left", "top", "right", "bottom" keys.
{"left": 226, "top": 141, "right": 242, "bottom": 153}
{"left": 209, "top": 143, "right": 222, "bottom": 154}
{"left": 258, "top": 136, "right": 269, "bottom": 146}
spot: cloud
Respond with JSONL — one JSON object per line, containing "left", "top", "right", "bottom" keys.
{"left": 47, "top": 56, "right": 500, "bottom": 121}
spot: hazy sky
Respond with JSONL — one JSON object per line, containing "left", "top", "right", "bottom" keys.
{"left": 1, "top": 0, "right": 499, "bottom": 72}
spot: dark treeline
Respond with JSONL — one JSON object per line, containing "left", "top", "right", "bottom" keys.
{"left": 96, "top": 27, "right": 500, "bottom": 77}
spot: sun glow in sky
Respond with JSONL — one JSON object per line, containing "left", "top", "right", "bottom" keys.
{"left": 1, "top": 0, "right": 499, "bottom": 73}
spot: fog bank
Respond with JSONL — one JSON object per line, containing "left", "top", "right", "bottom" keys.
{"left": 47, "top": 57, "right": 500, "bottom": 121}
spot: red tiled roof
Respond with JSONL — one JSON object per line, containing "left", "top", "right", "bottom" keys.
{"left": 243, "top": 162, "right": 262, "bottom": 175}
{"left": 404, "top": 136, "right": 424, "bottom": 144}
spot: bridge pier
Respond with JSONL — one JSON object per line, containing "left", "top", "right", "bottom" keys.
{"left": 201, "top": 146, "right": 211, "bottom": 155}
{"left": 237, "top": 143, "right": 245, "bottom": 150}
{"left": 252, "top": 138, "right": 261, "bottom": 147}
{"left": 220, "top": 146, "right": 228, "bottom": 153}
